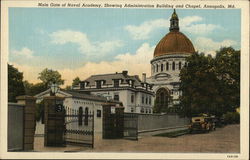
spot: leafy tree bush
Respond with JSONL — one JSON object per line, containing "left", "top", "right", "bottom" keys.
{"left": 38, "top": 68, "right": 64, "bottom": 88}
{"left": 8, "top": 64, "right": 25, "bottom": 102}
{"left": 223, "top": 112, "right": 240, "bottom": 124}
{"left": 179, "top": 47, "right": 240, "bottom": 117}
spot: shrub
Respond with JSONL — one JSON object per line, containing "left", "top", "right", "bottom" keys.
{"left": 223, "top": 112, "right": 240, "bottom": 124}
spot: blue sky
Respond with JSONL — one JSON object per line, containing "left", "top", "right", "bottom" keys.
{"left": 9, "top": 8, "right": 241, "bottom": 86}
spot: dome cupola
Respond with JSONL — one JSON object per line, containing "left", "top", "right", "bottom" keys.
{"left": 154, "top": 9, "right": 195, "bottom": 57}
{"left": 169, "top": 9, "right": 179, "bottom": 32}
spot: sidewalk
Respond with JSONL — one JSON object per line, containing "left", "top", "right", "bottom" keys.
{"left": 34, "top": 136, "right": 90, "bottom": 152}
{"left": 138, "top": 125, "right": 188, "bottom": 136}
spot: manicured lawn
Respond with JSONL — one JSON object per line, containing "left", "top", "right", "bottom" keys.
{"left": 154, "top": 129, "right": 189, "bottom": 138}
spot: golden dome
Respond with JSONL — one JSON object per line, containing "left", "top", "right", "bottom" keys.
{"left": 154, "top": 31, "right": 195, "bottom": 57}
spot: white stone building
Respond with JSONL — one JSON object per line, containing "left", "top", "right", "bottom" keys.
{"left": 35, "top": 89, "right": 116, "bottom": 134}
{"left": 147, "top": 9, "right": 196, "bottom": 111}
{"left": 73, "top": 71, "right": 154, "bottom": 114}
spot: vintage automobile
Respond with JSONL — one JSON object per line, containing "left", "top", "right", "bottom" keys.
{"left": 189, "top": 115, "right": 216, "bottom": 133}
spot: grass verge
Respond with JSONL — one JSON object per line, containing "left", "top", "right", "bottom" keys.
{"left": 154, "top": 129, "right": 189, "bottom": 138}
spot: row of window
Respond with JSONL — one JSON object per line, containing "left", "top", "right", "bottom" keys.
{"left": 113, "top": 93, "right": 152, "bottom": 105}
{"left": 74, "top": 100, "right": 96, "bottom": 105}
{"left": 171, "top": 90, "right": 182, "bottom": 96}
{"left": 153, "top": 61, "right": 187, "bottom": 73}
{"left": 140, "top": 108, "right": 152, "bottom": 114}
{"left": 141, "top": 95, "right": 152, "bottom": 105}
{"left": 130, "top": 108, "right": 152, "bottom": 114}
{"left": 77, "top": 107, "right": 101, "bottom": 126}
{"left": 96, "top": 79, "right": 134, "bottom": 89}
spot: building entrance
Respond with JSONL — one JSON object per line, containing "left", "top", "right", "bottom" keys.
{"left": 155, "top": 88, "right": 171, "bottom": 113}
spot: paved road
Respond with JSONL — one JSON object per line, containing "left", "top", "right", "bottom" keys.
{"left": 34, "top": 124, "right": 240, "bottom": 153}
{"left": 88, "top": 124, "right": 240, "bottom": 153}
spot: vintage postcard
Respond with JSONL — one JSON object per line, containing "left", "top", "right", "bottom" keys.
{"left": 1, "top": 0, "right": 249, "bottom": 159}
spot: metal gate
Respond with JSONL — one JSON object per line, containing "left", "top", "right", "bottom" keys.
{"left": 64, "top": 107, "right": 94, "bottom": 148}
{"left": 123, "top": 113, "right": 138, "bottom": 140}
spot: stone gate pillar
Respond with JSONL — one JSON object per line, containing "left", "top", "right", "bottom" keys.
{"left": 44, "top": 96, "right": 65, "bottom": 146}
{"left": 115, "top": 107, "right": 124, "bottom": 138}
{"left": 102, "top": 103, "right": 124, "bottom": 139}
{"left": 16, "top": 95, "right": 36, "bottom": 151}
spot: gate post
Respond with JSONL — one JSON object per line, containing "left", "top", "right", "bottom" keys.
{"left": 115, "top": 107, "right": 124, "bottom": 138}
{"left": 16, "top": 95, "right": 36, "bottom": 151}
{"left": 44, "top": 96, "right": 65, "bottom": 147}
{"left": 102, "top": 103, "right": 124, "bottom": 139}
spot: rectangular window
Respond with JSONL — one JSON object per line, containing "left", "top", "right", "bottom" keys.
{"left": 141, "top": 108, "right": 144, "bottom": 113}
{"left": 131, "top": 95, "right": 134, "bottom": 103}
{"left": 97, "top": 110, "right": 101, "bottom": 117}
{"left": 142, "top": 95, "right": 144, "bottom": 104}
{"left": 80, "top": 82, "right": 85, "bottom": 89}
{"left": 146, "top": 97, "right": 148, "bottom": 104}
{"left": 149, "top": 97, "right": 151, "bottom": 105}
{"left": 114, "top": 79, "right": 119, "bottom": 88}
{"left": 96, "top": 81, "right": 101, "bottom": 89}
{"left": 114, "top": 94, "right": 119, "bottom": 101}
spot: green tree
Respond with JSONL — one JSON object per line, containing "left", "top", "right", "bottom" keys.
{"left": 8, "top": 64, "right": 25, "bottom": 102}
{"left": 179, "top": 47, "right": 240, "bottom": 117}
{"left": 38, "top": 68, "right": 64, "bottom": 88}
{"left": 214, "top": 47, "right": 240, "bottom": 112}
{"left": 64, "top": 85, "right": 71, "bottom": 90}
{"left": 72, "top": 77, "right": 81, "bottom": 86}
{"left": 23, "top": 81, "right": 47, "bottom": 96}
{"left": 179, "top": 53, "right": 221, "bottom": 117}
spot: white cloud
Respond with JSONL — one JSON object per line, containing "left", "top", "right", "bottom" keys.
{"left": 124, "top": 19, "right": 169, "bottom": 40}
{"left": 11, "top": 47, "right": 34, "bottom": 58}
{"left": 9, "top": 62, "right": 43, "bottom": 84}
{"left": 59, "top": 43, "right": 154, "bottom": 86}
{"left": 183, "top": 24, "right": 220, "bottom": 35}
{"left": 125, "top": 16, "right": 221, "bottom": 40}
{"left": 12, "top": 43, "right": 154, "bottom": 87}
{"left": 181, "top": 16, "right": 202, "bottom": 26}
{"left": 50, "top": 30, "right": 123, "bottom": 56}
{"left": 194, "top": 37, "right": 237, "bottom": 56}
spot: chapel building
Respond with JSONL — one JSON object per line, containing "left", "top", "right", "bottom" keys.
{"left": 146, "top": 9, "right": 195, "bottom": 111}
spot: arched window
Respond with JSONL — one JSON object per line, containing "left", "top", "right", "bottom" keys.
{"left": 161, "top": 64, "right": 163, "bottom": 71}
{"left": 114, "top": 94, "right": 119, "bottom": 101}
{"left": 179, "top": 62, "right": 182, "bottom": 70}
{"left": 84, "top": 107, "right": 89, "bottom": 126}
{"left": 166, "top": 62, "right": 169, "bottom": 71}
{"left": 78, "top": 107, "right": 83, "bottom": 126}
{"left": 172, "top": 61, "right": 175, "bottom": 70}
{"left": 156, "top": 64, "right": 158, "bottom": 72}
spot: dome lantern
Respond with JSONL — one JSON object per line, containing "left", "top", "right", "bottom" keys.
{"left": 169, "top": 9, "right": 179, "bottom": 32}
